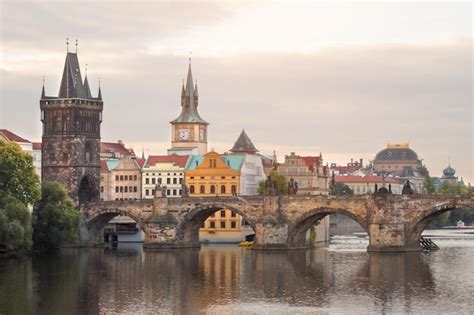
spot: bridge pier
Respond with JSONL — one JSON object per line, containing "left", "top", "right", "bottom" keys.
{"left": 367, "top": 223, "right": 422, "bottom": 252}
{"left": 251, "top": 223, "right": 292, "bottom": 250}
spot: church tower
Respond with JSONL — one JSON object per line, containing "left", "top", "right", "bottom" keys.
{"left": 168, "top": 60, "right": 208, "bottom": 156}
{"left": 40, "top": 43, "right": 103, "bottom": 204}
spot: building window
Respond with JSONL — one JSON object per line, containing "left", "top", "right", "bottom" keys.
{"left": 146, "top": 178, "right": 149, "bottom": 184}
{"left": 190, "top": 185, "right": 195, "bottom": 194}
{"left": 167, "top": 178, "right": 171, "bottom": 184}
{"left": 210, "top": 221, "right": 215, "bottom": 228}
{"left": 167, "top": 189, "right": 171, "bottom": 196}
{"left": 124, "top": 175, "right": 128, "bottom": 181}
{"left": 210, "top": 185, "right": 216, "bottom": 194}
{"left": 120, "top": 175, "right": 123, "bottom": 181}
{"left": 158, "top": 178, "right": 162, "bottom": 184}
{"left": 173, "top": 189, "right": 177, "bottom": 196}
{"left": 231, "top": 221, "right": 237, "bottom": 229}
{"left": 220, "top": 210, "right": 226, "bottom": 217}
{"left": 145, "top": 189, "right": 149, "bottom": 196}
{"left": 115, "top": 186, "right": 119, "bottom": 193}
{"left": 231, "top": 211, "right": 236, "bottom": 217}
{"left": 116, "top": 175, "right": 119, "bottom": 181}
{"left": 134, "top": 186, "right": 137, "bottom": 192}
{"left": 220, "top": 221, "right": 226, "bottom": 229}
{"left": 173, "top": 178, "right": 177, "bottom": 184}
{"left": 221, "top": 185, "right": 226, "bottom": 194}
{"left": 231, "top": 185, "right": 237, "bottom": 195}
{"left": 100, "top": 186, "right": 104, "bottom": 193}
{"left": 190, "top": 176, "right": 195, "bottom": 179}
{"left": 120, "top": 186, "right": 123, "bottom": 192}
{"left": 124, "top": 186, "right": 128, "bottom": 192}
{"left": 179, "top": 178, "right": 183, "bottom": 184}
{"left": 152, "top": 178, "right": 156, "bottom": 185}
{"left": 200, "top": 185, "right": 205, "bottom": 194}
{"left": 134, "top": 175, "right": 137, "bottom": 180}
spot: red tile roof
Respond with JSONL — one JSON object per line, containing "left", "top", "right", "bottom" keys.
{"left": 100, "top": 160, "right": 109, "bottom": 173}
{"left": 145, "top": 155, "right": 189, "bottom": 168}
{"left": 32, "top": 142, "right": 42, "bottom": 150}
{"left": 300, "top": 156, "right": 321, "bottom": 171}
{"left": 335, "top": 175, "right": 401, "bottom": 184}
{"left": 0, "top": 129, "right": 31, "bottom": 143}
{"left": 136, "top": 158, "right": 146, "bottom": 168}
{"left": 100, "top": 142, "right": 132, "bottom": 156}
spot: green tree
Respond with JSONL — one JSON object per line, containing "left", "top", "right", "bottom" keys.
{"left": 257, "top": 171, "right": 288, "bottom": 195}
{"left": 423, "top": 176, "right": 436, "bottom": 194}
{"left": 330, "top": 182, "right": 353, "bottom": 195}
{"left": 0, "top": 140, "right": 41, "bottom": 205}
{"left": 0, "top": 196, "right": 32, "bottom": 252}
{"left": 430, "top": 181, "right": 473, "bottom": 227}
{"left": 33, "top": 181, "right": 80, "bottom": 252}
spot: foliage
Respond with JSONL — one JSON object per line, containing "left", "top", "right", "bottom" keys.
{"left": 430, "top": 181, "right": 473, "bottom": 227}
{"left": 257, "top": 171, "right": 288, "bottom": 195}
{"left": 438, "top": 181, "right": 471, "bottom": 195}
{"left": 33, "top": 181, "right": 80, "bottom": 252}
{"left": 423, "top": 176, "right": 436, "bottom": 194}
{"left": 330, "top": 182, "right": 353, "bottom": 195}
{"left": 0, "top": 196, "right": 32, "bottom": 252}
{"left": 0, "top": 140, "right": 41, "bottom": 205}
{"left": 362, "top": 160, "right": 373, "bottom": 172}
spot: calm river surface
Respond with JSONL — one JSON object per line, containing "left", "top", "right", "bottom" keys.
{"left": 1, "top": 230, "right": 473, "bottom": 314}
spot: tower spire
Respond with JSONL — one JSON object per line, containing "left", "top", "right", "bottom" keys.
{"left": 41, "top": 76, "right": 46, "bottom": 99}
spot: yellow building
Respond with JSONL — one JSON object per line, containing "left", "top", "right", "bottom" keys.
{"left": 185, "top": 151, "right": 253, "bottom": 242}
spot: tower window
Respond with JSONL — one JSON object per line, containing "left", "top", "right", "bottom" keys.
{"left": 210, "top": 185, "right": 216, "bottom": 194}
{"left": 200, "top": 185, "right": 205, "bottom": 194}
{"left": 190, "top": 185, "right": 195, "bottom": 194}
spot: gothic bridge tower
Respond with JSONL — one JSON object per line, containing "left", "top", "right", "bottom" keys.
{"left": 169, "top": 60, "right": 208, "bottom": 155}
{"left": 40, "top": 45, "right": 103, "bottom": 204}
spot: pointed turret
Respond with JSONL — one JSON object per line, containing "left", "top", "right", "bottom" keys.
{"left": 41, "top": 81, "right": 45, "bottom": 99}
{"left": 97, "top": 85, "right": 102, "bottom": 101}
{"left": 83, "top": 75, "right": 92, "bottom": 99}
{"left": 230, "top": 129, "right": 258, "bottom": 154}
{"left": 194, "top": 81, "right": 199, "bottom": 97}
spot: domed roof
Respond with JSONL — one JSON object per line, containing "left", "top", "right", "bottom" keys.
{"left": 375, "top": 145, "right": 419, "bottom": 162}
{"left": 443, "top": 165, "right": 456, "bottom": 177}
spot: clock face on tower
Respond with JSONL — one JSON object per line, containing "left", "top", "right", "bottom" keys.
{"left": 179, "top": 129, "right": 190, "bottom": 141}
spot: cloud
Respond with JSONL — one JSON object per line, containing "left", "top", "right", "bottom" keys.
{"left": 0, "top": 1, "right": 472, "bottom": 183}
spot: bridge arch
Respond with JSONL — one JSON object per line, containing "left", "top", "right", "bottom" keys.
{"left": 175, "top": 202, "right": 257, "bottom": 245}
{"left": 85, "top": 208, "right": 146, "bottom": 243}
{"left": 408, "top": 201, "right": 474, "bottom": 245}
{"left": 288, "top": 207, "right": 369, "bottom": 247}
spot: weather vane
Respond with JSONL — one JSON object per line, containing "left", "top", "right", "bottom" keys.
{"left": 66, "top": 37, "right": 69, "bottom": 52}
{"left": 75, "top": 39, "right": 78, "bottom": 53}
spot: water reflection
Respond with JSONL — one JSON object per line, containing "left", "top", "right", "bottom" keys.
{"left": 1, "top": 238, "right": 473, "bottom": 313}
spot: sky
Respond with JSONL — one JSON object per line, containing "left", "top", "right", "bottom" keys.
{"left": 0, "top": 1, "right": 472, "bottom": 184}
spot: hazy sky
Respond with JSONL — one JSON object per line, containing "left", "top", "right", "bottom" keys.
{"left": 1, "top": 1, "right": 472, "bottom": 183}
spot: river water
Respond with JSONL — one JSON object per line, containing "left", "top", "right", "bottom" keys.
{"left": 1, "top": 230, "right": 473, "bottom": 314}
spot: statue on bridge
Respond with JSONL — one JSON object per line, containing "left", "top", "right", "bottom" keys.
{"left": 154, "top": 182, "right": 167, "bottom": 198}
{"left": 181, "top": 179, "right": 189, "bottom": 198}
{"left": 288, "top": 178, "right": 298, "bottom": 195}
{"left": 402, "top": 180, "right": 414, "bottom": 195}
{"left": 265, "top": 175, "right": 277, "bottom": 195}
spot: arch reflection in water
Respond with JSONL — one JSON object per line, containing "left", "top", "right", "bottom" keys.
{"left": 1, "top": 244, "right": 474, "bottom": 313}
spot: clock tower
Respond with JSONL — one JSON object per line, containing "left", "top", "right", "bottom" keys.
{"left": 168, "top": 60, "right": 208, "bottom": 156}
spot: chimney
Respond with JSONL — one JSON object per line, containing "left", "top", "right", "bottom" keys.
{"left": 360, "top": 158, "right": 363, "bottom": 167}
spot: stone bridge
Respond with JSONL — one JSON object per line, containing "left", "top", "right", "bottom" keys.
{"left": 81, "top": 194, "right": 474, "bottom": 252}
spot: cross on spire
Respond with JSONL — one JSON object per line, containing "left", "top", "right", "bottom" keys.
{"left": 75, "top": 39, "right": 78, "bottom": 53}
{"left": 66, "top": 37, "right": 69, "bottom": 52}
